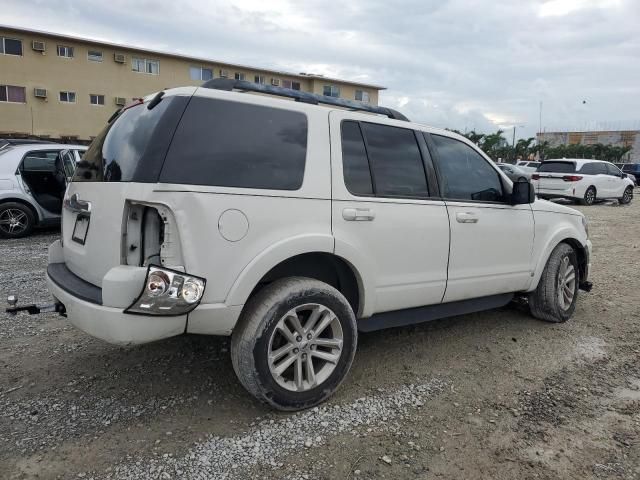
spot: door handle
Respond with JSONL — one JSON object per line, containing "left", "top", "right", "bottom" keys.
{"left": 456, "top": 212, "right": 478, "bottom": 224}
{"left": 63, "top": 193, "right": 92, "bottom": 214}
{"left": 342, "top": 208, "right": 375, "bottom": 221}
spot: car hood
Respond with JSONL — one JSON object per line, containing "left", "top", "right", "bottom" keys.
{"left": 532, "top": 198, "right": 583, "bottom": 217}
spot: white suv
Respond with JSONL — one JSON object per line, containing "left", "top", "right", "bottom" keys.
{"left": 533, "top": 158, "right": 634, "bottom": 205}
{"left": 18, "top": 80, "right": 592, "bottom": 410}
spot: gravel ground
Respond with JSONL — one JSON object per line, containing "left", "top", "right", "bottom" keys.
{"left": 1, "top": 199, "right": 639, "bottom": 480}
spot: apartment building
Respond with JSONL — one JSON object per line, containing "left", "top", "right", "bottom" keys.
{"left": 0, "top": 25, "right": 384, "bottom": 141}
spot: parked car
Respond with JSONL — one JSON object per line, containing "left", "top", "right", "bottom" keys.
{"left": 0, "top": 138, "right": 55, "bottom": 151}
{"left": 516, "top": 161, "right": 542, "bottom": 173}
{"left": 19, "top": 81, "right": 592, "bottom": 410}
{"left": 496, "top": 163, "right": 532, "bottom": 182}
{"left": 620, "top": 163, "right": 640, "bottom": 184}
{"left": 532, "top": 159, "right": 634, "bottom": 205}
{"left": 0, "top": 144, "right": 87, "bottom": 238}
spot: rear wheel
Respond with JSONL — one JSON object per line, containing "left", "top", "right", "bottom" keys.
{"left": 619, "top": 186, "right": 633, "bottom": 205}
{"left": 0, "top": 202, "right": 35, "bottom": 238}
{"left": 529, "top": 243, "right": 579, "bottom": 323}
{"left": 581, "top": 186, "right": 596, "bottom": 205}
{"left": 231, "top": 277, "right": 357, "bottom": 411}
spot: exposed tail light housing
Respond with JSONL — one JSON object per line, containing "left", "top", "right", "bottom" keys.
{"left": 531, "top": 174, "right": 540, "bottom": 180}
{"left": 125, "top": 265, "right": 206, "bottom": 316}
{"left": 562, "top": 175, "right": 583, "bottom": 182}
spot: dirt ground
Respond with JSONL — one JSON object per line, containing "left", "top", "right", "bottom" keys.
{"left": 1, "top": 198, "right": 639, "bottom": 480}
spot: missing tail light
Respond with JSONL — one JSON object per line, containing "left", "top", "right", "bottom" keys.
{"left": 531, "top": 174, "right": 540, "bottom": 180}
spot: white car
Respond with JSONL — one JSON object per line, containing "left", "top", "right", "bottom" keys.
{"left": 8, "top": 81, "right": 592, "bottom": 410}
{"left": 532, "top": 159, "right": 634, "bottom": 205}
{"left": 0, "top": 143, "right": 87, "bottom": 237}
{"left": 497, "top": 163, "right": 532, "bottom": 182}
{"left": 516, "top": 161, "right": 542, "bottom": 173}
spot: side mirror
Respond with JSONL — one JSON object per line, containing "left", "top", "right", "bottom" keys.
{"left": 511, "top": 180, "right": 535, "bottom": 205}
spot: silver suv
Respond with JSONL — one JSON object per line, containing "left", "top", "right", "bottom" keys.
{"left": 0, "top": 143, "right": 86, "bottom": 238}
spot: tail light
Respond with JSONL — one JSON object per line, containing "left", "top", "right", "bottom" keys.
{"left": 531, "top": 174, "right": 540, "bottom": 180}
{"left": 562, "top": 175, "right": 583, "bottom": 182}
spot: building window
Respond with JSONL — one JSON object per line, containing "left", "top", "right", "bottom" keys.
{"left": 88, "top": 50, "right": 103, "bottom": 62}
{"left": 0, "top": 85, "right": 26, "bottom": 103}
{"left": 292, "top": 82, "right": 301, "bottom": 91}
{"left": 90, "top": 94, "right": 105, "bottom": 105}
{"left": 190, "top": 66, "right": 212, "bottom": 81}
{"left": 132, "top": 57, "right": 159, "bottom": 75}
{"left": 59, "top": 91, "right": 76, "bottom": 103}
{"left": 219, "top": 69, "right": 229, "bottom": 78}
{"left": 57, "top": 45, "right": 74, "bottom": 58}
{"left": 254, "top": 75, "right": 265, "bottom": 84}
{"left": 234, "top": 72, "right": 245, "bottom": 81}
{"left": 282, "top": 80, "right": 292, "bottom": 89}
{"left": 355, "top": 90, "right": 370, "bottom": 103}
{"left": 323, "top": 85, "right": 340, "bottom": 97}
{"left": 1, "top": 37, "right": 23, "bottom": 56}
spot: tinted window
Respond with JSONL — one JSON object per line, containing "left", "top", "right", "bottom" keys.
{"left": 74, "top": 96, "right": 187, "bottom": 182}
{"left": 21, "top": 151, "right": 60, "bottom": 172}
{"left": 341, "top": 121, "right": 373, "bottom": 195}
{"left": 539, "top": 161, "right": 577, "bottom": 173}
{"left": 432, "top": 135, "right": 503, "bottom": 202}
{"left": 360, "top": 123, "right": 428, "bottom": 197}
{"left": 605, "top": 163, "right": 621, "bottom": 176}
{"left": 579, "top": 162, "right": 607, "bottom": 175}
{"left": 4, "top": 38, "right": 23, "bottom": 56}
{"left": 161, "top": 97, "right": 307, "bottom": 190}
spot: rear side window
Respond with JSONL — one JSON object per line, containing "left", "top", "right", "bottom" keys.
{"left": 431, "top": 135, "right": 503, "bottom": 202}
{"left": 74, "top": 96, "right": 188, "bottom": 182}
{"left": 578, "top": 162, "right": 606, "bottom": 175}
{"left": 539, "top": 161, "right": 577, "bottom": 173}
{"left": 160, "top": 97, "right": 308, "bottom": 190}
{"left": 341, "top": 121, "right": 373, "bottom": 195}
{"left": 359, "top": 123, "right": 428, "bottom": 197}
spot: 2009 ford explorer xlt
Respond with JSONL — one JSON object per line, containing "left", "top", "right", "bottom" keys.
{"left": 14, "top": 80, "right": 592, "bottom": 410}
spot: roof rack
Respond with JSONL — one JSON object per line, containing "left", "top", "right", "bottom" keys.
{"left": 200, "top": 78, "right": 409, "bottom": 122}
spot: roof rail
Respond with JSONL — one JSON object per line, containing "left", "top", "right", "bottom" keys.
{"left": 200, "top": 78, "right": 409, "bottom": 122}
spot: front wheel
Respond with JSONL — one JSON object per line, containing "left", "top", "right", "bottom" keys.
{"left": 619, "top": 186, "right": 633, "bottom": 205}
{"left": 0, "top": 202, "right": 35, "bottom": 238}
{"left": 529, "top": 243, "right": 579, "bottom": 323}
{"left": 231, "top": 277, "right": 357, "bottom": 411}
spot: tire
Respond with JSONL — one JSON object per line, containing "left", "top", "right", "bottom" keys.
{"left": 529, "top": 243, "right": 579, "bottom": 323}
{"left": 619, "top": 186, "right": 633, "bottom": 205}
{"left": 580, "top": 186, "right": 596, "bottom": 205}
{"left": 0, "top": 202, "right": 36, "bottom": 239}
{"left": 231, "top": 277, "right": 358, "bottom": 411}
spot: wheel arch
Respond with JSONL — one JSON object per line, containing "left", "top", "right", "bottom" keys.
{"left": 0, "top": 197, "right": 41, "bottom": 224}
{"left": 530, "top": 231, "right": 588, "bottom": 291}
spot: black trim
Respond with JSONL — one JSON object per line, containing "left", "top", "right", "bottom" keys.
{"left": 47, "top": 263, "right": 102, "bottom": 305}
{"left": 358, "top": 293, "right": 514, "bottom": 332}
{"left": 201, "top": 78, "right": 409, "bottom": 121}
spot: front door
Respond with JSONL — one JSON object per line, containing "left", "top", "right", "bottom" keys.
{"left": 427, "top": 134, "right": 534, "bottom": 303}
{"left": 329, "top": 112, "right": 450, "bottom": 317}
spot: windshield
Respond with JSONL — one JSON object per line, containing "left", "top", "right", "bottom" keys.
{"left": 73, "top": 96, "right": 188, "bottom": 182}
{"left": 538, "top": 161, "right": 577, "bottom": 173}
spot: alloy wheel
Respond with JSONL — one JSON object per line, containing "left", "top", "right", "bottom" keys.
{"left": 268, "top": 303, "right": 344, "bottom": 392}
{"left": 557, "top": 256, "right": 576, "bottom": 311}
{"left": 0, "top": 208, "right": 28, "bottom": 235}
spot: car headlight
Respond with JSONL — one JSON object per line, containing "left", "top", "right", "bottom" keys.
{"left": 125, "top": 265, "right": 206, "bottom": 316}
{"left": 581, "top": 215, "right": 589, "bottom": 239}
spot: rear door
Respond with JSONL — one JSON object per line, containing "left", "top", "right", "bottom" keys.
{"left": 330, "top": 112, "right": 450, "bottom": 316}
{"left": 427, "top": 133, "right": 534, "bottom": 303}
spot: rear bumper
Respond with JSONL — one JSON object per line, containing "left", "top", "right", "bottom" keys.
{"left": 46, "top": 240, "right": 240, "bottom": 344}
{"left": 47, "top": 240, "right": 186, "bottom": 345}
{"left": 535, "top": 186, "right": 578, "bottom": 200}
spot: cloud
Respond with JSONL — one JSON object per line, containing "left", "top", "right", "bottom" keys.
{"left": 2, "top": 0, "right": 639, "bottom": 139}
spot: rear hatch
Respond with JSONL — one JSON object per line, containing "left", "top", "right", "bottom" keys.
{"left": 533, "top": 160, "right": 580, "bottom": 192}
{"left": 61, "top": 89, "right": 193, "bottom": 287}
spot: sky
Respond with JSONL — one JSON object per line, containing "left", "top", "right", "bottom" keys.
{"left": 3, "top": 0, "right": 639, "bottom": 140}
